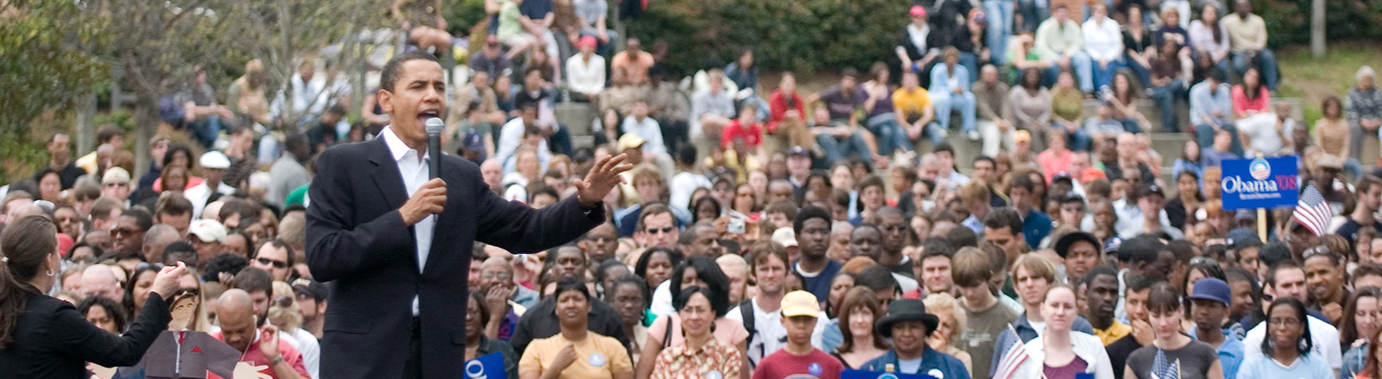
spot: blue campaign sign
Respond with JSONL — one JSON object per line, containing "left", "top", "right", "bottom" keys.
{"left": 464, "top": 352, "right": 506, "bottom": 379}
{"left": 1220, "top": 156, "right": 1299, "bottom": 210}
{"left": 841, "top": 369, "right": 938, "bottom": 379}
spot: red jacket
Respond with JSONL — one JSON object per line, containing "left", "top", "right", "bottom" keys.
{"left": 768, "top": 89, "right": 806, "bottom": 133}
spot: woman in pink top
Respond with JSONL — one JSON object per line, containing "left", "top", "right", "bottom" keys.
{"left": 1231, "top": 67, "right": 1271, "bottom": 118}
{"left": 1037, "top": 129, "right": 1073, "bottom": 184}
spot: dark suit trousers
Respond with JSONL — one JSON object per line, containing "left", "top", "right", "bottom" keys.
{"left": 403, "top": 317, "right": 423, "bottom": 379}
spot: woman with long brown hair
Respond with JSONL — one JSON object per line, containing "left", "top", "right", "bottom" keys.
{"left": 0, "top": 215, "right": 188, "bottom": 377}
{"left": 831, "top": 287, "right": 891, "bottom": 368}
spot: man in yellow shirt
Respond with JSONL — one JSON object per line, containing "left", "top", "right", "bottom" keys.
{"left": 891, "top": 71, "right": 942, "bottom": 145}
{"left": 1084, "top": 266, "right": 1131, "bottom": 345}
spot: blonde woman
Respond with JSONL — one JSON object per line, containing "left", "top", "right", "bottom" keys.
{"left": 270, "top": 281, "right": 321, "bottom": 379}
{"left": 922, "top": 293, "right": 974, "bottom": 374}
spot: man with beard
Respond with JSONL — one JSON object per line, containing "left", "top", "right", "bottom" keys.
{"left": 291, "top": 278, "right": 329, "bottom": 339}
{"left": 1083, "top": 266, "right": 1127, "bottom": 345}
{"left": 212, "top": 289, "right": 310, "bottom": 379}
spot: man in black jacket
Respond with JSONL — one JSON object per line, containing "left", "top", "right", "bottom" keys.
{"left": 306, "top": 50, "right": 631, "bottom": 379}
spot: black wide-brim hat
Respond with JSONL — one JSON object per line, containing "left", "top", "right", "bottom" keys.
{"left": 1054, "top": 232, "right": 1101, "bottom": 259}
{"left": 875, "top": 299, "right": 940, "bottom": 338}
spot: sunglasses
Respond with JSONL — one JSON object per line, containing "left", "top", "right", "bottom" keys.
{"left": 274, "top": 296, "right": 295, "bottom": 308}
{"left": 257, "top": 257, "right": 289, "bottom": 269}
{"left": 1302, "top": 246, "right": 1336, "bottom": 261}
{"left": 644, "top": 226, "right": 675, "bottom": 235}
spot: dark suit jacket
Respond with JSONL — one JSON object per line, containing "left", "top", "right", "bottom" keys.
{"left": 0, "top": 291, "right": 170, "bottom": 379}
{"left": 306, "top": 137, "right": 603, "bottom": 379}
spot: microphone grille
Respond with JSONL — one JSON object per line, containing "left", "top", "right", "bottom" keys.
{"left": 425, "top": 117, "right": 445, "bottom": 134}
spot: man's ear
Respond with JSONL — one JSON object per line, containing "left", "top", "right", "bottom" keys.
{"left": 378, "top": 89, "right": 394, "bottom": 114}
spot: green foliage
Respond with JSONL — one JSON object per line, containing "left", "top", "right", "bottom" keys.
{"left": 0, "top": 0, "right": 105, "bottom": 135}
{"left": 446, "top": 0, "right": 491, "bottom": 37}
{"left": 625, "top": 0, "right": 907, "bottom": 75}
{"left": 1254, "top": 0, "right": 1382, "bottom": 47}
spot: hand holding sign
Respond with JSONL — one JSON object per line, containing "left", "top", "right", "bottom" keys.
{"left": 233, "top": 362, "right": 273, "bottom": 379}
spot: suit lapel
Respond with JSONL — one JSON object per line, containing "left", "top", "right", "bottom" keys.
{"left": 368, "top": 138, "right": 410, "bottom": 211}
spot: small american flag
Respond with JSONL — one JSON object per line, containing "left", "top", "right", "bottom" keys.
{"left": 993, "top": 324, "right": 1027, "bottom": 379}
{"left": 1150, "top": 350, "right": 1180, "bottom": 379}
{"left": 1294, "top": 184, "right": 1333, "bottom": 236}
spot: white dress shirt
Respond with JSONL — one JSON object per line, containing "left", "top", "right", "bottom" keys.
{"left": 620, "top": 115, "right": 667, "bottom": 156}
{"left": 565, "top": 53, "right": 606, "bottom": 95}
{"left": 380, "top": 126, "right": 435, "bottom": 316}
{"left": 1082, "top": 17, "right": 1124, "bottom": 62}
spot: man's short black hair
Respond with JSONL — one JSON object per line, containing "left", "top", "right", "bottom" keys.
{"left": 1010, "top": 174, "right": 1036, "bottom": 193}
{"left": 920, "top": 238, "right": 956, "bottom": 259}
{"left": 856, "top": 264, "right": 900, "bottom": 294}
{"left": 678, "top": 146, "right": 698, "bottom": 166}
{"left": 97, "top": 125, "right": 124, "bottom": 144}
{"left": 1126, "top": 275, "right": 1163, "bottom": 295}
{"left": 974, "top": 156, "right": 996, "bottom": 167}
{"left": 840, "top": 67, "right": 859, "bottom": 79}
{"left": 983, "top": 208, "right": 1023, "bottom": 234}
{"left": 1121, "top": 235, "right": 1166, "bottom": 265}
{"left": 793, "top": 206, "right": 832, "bottom": 235}
{"left": 933, "top": 142, "right": 955, "bottom": 157}
{"left": 1207, "top": 67, "right": 1227, "bottom": 83}
{"left": 121, "top": 208, "right": 153, "bottom": 231}
{"left": 1265, "top": 260, "right": 1304, "bottom": 289}
{"left": 946, "top": 226, "right": 978, "bottom": 248}
{"left": 380, "top": 50, "right": 440, "bottom": 92}
{"left": 231, "top": 267, "right": 274, "bottom": 295}
{"left": 254, "top": 239, "right": 297, "bottom": 269}
{"left": 1082, "top": 265, "right": 1119, "bottom": 286}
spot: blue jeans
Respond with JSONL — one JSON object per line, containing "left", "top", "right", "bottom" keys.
{"left": 1233, "top": 49, "right": 1279, "bottom": 91}
{"left": 1018, "top": 0, "right": 1048, "bottom": 32}
{"left": 1085, "top": 59, "right": 1124, "bottom": 92}
{"left": 1149, "top": 79, "right": 1185, "bottom": 133}
{"left": 1126, "top": 56, "right": 1151, "bottom": 89}
{"left": 1118, "top": 118, "right": 1143, "bottom": 134}
{"left": 959, "top": 52, "right": 980, "bottom": 83}
{"left": 816, "top": 131, "right": 874, "bottom": 165}
{"left": 190, "top": 116, "right": 223, "bottom": 148}
{"left": 1058, "top": 124, "right": 1093, "bottom": 151}
{"left": 933, "top": 91, "right": 977, "bottom": 134}
{"left": 986, "top": 0, "right": 1015, "bottom": 66}
{"left": 1195, "top": 121, "right": 1245, "bottom": 157}
{"left": 865, "top": 113, "right": 912, "bottom": 156}
{"left": 1046, "top": 52, "right": 1094, "bottom": 92}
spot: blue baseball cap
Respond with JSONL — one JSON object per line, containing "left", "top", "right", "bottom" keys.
{"left": 1189, "top": 278, "right": 1231, "bottom": 306}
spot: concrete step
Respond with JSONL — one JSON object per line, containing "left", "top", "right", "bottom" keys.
{"left": 572, "top": 135, "right": 596, "bottom": 150}
{"left": 556, "top": 102, "right": 597, "bottom": 137}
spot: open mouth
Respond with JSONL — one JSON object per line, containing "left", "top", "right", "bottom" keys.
{"left": 417, "top": 110, "right": 441, "bottom": 123}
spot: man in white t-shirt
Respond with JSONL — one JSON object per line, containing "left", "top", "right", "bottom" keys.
{"left": 726, "top": 243, "right": 827, "bottom": 368}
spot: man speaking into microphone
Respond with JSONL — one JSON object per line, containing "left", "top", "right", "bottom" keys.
{"left": 305, "top": 50, "right": 631, "bottom": 379}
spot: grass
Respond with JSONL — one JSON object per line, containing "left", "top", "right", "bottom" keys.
{"left": 1276, "top": 40, "right": 1382, "bottom": 125}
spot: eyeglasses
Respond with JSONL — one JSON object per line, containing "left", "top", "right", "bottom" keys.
{"left": 481, "top": 272, "right": 513, "bottom": 280}
{"left": 256, "top": 257, "right": 288, "bottom": 269}
{"left": 1189, "top": 256, "right": 1216, "bottom": 266}
{"left": 644, "top": 226, "right": 675, "bottom": 235}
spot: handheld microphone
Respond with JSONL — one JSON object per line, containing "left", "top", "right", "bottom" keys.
{"left": 425, "top": 118, "right": 445, "bottom": 180}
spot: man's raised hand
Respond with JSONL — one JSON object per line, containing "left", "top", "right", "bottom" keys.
{"left": 575, "top": 154, "right": 634, "bottom": 208}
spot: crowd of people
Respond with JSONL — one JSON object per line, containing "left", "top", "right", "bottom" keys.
{"left": 5, "top": 0, "right": 1382, "bottom": 378}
